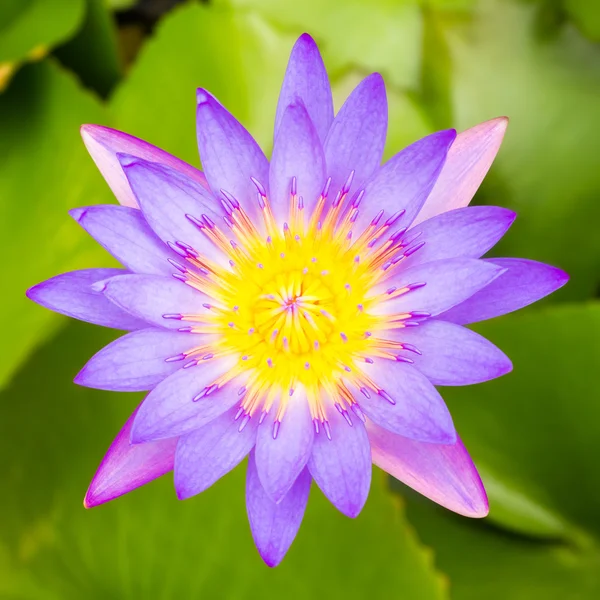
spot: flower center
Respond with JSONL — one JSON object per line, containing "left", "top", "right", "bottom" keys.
{"left": 167, "top": 174, "right": 428, "bottom": 425}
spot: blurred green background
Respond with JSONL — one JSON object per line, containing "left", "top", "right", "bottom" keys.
{"left": 1, "top": 0, "right": 600, "bottom": 597}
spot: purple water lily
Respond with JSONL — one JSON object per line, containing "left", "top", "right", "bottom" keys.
{"left": 27, "top": 34, "right": 567, "bottom": 567}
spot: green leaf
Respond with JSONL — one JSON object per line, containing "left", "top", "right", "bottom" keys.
{"left": 564, "top": 0, "right": 600, "bottom": 42}
{"left": 217, "top": 0, "right": 423, "bottom": 89}
{"left": 108, "top": 0, "right": 137, "bottom": 11}
{"left": 395, "top": 302, "right": 600, "bottom": 596}
{"left": 0, "top": 59, "right": 113, "bottom": 391}
{"left": 0, "top": 0, "right": 85, "bottom": 91}
{"left": 0, "top": 321, "right": 446, "bottom": 598}
{"left": 54, "top": 0, "right": 122, "bottom": 98}
{"left": 403, "top": 497, "right": 600, "bottom": 600}
{"left": 439, "top": 0, "right": 600, "bottom": 301}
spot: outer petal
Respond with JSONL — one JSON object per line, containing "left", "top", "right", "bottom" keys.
{"left": 130, "top": 356, "right": 239, "bottom": 443}
{"left": 75, "top": 328, "right": 205, "bottom": 392}
{"left": 324, "top": 73, "right": 387, "bottom": 196}
{"left": 84, "top": 403, "right": 177, "bottom": 508}
{"left": 398, "top": 206, "right": 516, "bottom": 271}
{"left": 269, "top": 101, "right": 327, "bottom": 224}
{"left": 119, "top": 156, "right": 225, "bottom": 265}
{"left": 275, "top": 33, "right": 333, "bottom": 144}
{"left": 255, "top": 390, "right": 314, "bottom": 503}
{"left": 70, "top": 205, "right": 176, "bottom": 276}
{"left": 101, "top": 274, "right": 210, "bottom": 330}
{"left": 367, "top": 422, "right": 488, "bottom": 518}
{"left": 246, "top": 452, "right": 311, "bottom": 567}
{"left": 379, "top": 320, "right": 512, "bottom": 386}
{"left": 196, "top": 89, "right": 269, "bottom": 222}
{"left": 80, "top": 124, "right": 208, "bottom": 209}
{"left": 414, "top": 117, "right": 508, "bottom": 225}
{"left": 378, "top": 258, "right": 506, "bottom": 317}
{"left": 440, "top": 258, "right": 569, "bottom": 325}
{"left": 354, "top": 129, "right": 456, "bottom": 234}
{"left": 307, "top": 404, "right": 371, "bottom": 518}
{"left": 26, "top": 268, "right": 146, "bottom": 330}
{"left": 174, "top": 406, "right": 258, "bottom": 499}
{"left": 357, "top": 360, "right": 455, "bottom": 443}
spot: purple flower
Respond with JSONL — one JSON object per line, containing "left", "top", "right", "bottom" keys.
{"left": 27, "top": 34, "right": 567, "bottom": 567}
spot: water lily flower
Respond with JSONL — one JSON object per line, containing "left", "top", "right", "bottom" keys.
{"left": 27, "top": 34, "right": 567, "bottom": 567}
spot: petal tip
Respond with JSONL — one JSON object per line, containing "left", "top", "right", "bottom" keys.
{"left": 80, "top": 123, "right": 101, "bottom": 141}
{"left": 68, "top": 206, "right": 87, "bottom": 222}
{"left": 295, "top": 32, "right": 318, "bottom": 50}
{"left": 260, "top": 551, "right": 283, "bottom": 568}
{"left": 196, "top": 88, "right": 210, "bottom": 105}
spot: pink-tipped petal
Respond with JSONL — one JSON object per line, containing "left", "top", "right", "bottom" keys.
{"left": 84, "top": 404, "right": 177, "bottom": 508}
{"left": 196, "top": 90, "right": 269, "bottom": 222}
{"left": 75, "top": 328, "right": 206, "bottom": 392}
{"left": 269, "top": 101, "right": 327, "bottom": 225}
{"left": 357, "top": 360, "right": 456, "bottom": 443}
{"left": 307, "top": 404, "right": 371, "bottom": 518}
{"left": 174, "top": 406, "right": 258, "bottom": 500}
{"left": 246, "top": 452, "right": 311, "bottom": 567}
{"left": 255, "top": 390, "right": 314, "bottom": 503}
{"left": 367, "top": 422, "right": 488, "bottom": 518}
{"left": 69, "top": 205, "right": 176, "bottom": 277}
{"left": 324, "top": 73, "right": 387, "bottom": 197}
{"left": 440, "top": 258, "right": 569, "bottom": 325}
{"left": 80, "top": 124, "right": 208, "bottom": 209}
{"left": 26, "top": 269, "right": 147, "bottom": 330}
{"left": 101, "top": 274, "right": 210, "bottom": 330}
{"left": 275, "top": 33, "right": 333, "bottom": 144}
{"left": 383, "top": 319, "right": 512, "bottom": 386}
{"left": 354, "top": 129, "right": 456, "bottom": 234}
{"left": 414, "top": 117, "right": 508, "bottom": 225}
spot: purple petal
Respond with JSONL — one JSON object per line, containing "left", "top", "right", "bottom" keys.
{"left": 80, "top": 124, "right": 208, "bottom": 209}
{"left": 275, "top": 33, "right": 333, "bottom": 144}
{"left": 130, "top": 357, "right": 240, "bottom": 443}
{"left": 382, "top": 319, "right": 512, "bottom": 386}
{"left": 269, "top": 101, "right": 327, "bottom": 225}
{"left": 378, "top": 258, "right": 506, "bottom": 317}
{"left": 69, "top": 205, "right": 176, "bottom": 277}
{"left": 246, "top": 451, "right": 311, "bottom": 567}
{"left": 307, "top": 403, "right": 371, "bottom": 518}
{"left": 84, "top": 403, "right": 177, "bottom": 508}
{"left": 414, "top": 117, "right": 508, "bottom": 225}
{"left": 357, "top": 360, "right": 455, "bottom": 443}
{"left": 196, "top": 90, "right": 269, "bottom": 222}
{"left": 118, "top": 156, "right": 225, "bottom": 266}
{"left": 174, "top": 406, "right": 258, "bottom": 499}
{"left": 75, "top": 328, "right": 206, "bottom": 392}
{"left": 440, "top": 258, "right": 569, "bottom": 325}
{"left": 354, "top": 129, "right": 456, "bottom": 234}
{"left": 367, "top": 422, "right": 488, "bottom": 518}
{"left": 255, "top": 390, "right": 314, "bottom": 503}
{"left": 26, "top": 268, "right": 147, "bottom": 330}
{"left": 324, "top": 73, "right": 387, "bottom": 196}
{"left": 101, "top": 274, "right": 210, "bottom": 330}
{"left": 398, "top": 206, "right": 516, "bottom": 271}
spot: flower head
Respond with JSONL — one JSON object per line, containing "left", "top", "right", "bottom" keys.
{"left": 27, "top": 34, "right": 568, "bottom": 567}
